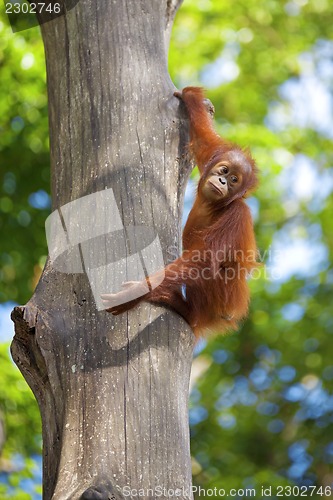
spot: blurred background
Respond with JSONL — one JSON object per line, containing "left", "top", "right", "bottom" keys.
{"left": 1, "top": 0, "right": 333, "bottom": 498}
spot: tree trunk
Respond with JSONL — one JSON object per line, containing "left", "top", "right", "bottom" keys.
{"left": 11, "top": 1, "right": 195, "bottom": 498}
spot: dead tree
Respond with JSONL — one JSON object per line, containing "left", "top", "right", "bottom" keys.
{"left": 11, "top": 1, "right": 194, "bottom": 498}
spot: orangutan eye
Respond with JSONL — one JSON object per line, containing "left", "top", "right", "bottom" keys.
{"left": 231, "top": 176, "right": 238, "bottom": 183}
{"left": 221, "top": 166, "right": 228, "bottom": 174}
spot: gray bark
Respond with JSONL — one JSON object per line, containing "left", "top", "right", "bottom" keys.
{"left": 11, "top": 1, "right": 195, "bottom": 499}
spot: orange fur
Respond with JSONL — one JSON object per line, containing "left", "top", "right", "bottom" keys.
{"left": 108, "top": 87, "right": 259, "bottom": 337}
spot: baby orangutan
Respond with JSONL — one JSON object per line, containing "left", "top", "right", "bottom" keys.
{"left": 101, "top": 87, "right": 259, "bottom": 337}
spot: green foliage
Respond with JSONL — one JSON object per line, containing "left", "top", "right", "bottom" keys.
{"left": 0, "top": 15, "right": 50, "bottom": 305}
{"left": 0, "top": 344, "right": 41, "bottom": 497}
{"left": 1, "top": 0, "right": 333, "bottom": 497}
{"left": 0, "top": 344, "right": 41, "bottom": 456}
{"left": 170, "top": 0, "right": 333, "bottom": 496}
